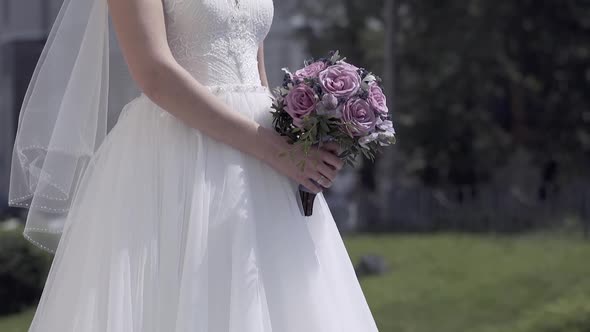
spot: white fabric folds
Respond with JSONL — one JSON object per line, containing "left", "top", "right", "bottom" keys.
{"left": 27, "top": 89, "right": 378, "bottom": 331}
{"left": 8, "top": 0, "right": 137, "bottom": 252}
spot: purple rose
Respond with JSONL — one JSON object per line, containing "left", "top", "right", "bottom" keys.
{"left": 342, "top": 98, "right": 377, "bottom": 137}
{"left": 319, "top": 64, "right": 362, "bottom": 98}
{"left": 339, "top": 61, "right": 359, "bottom": 71}
{"left": 294, "top": 61, "right": 327, "bottom": 80}
{"left": 285, "top": 84, "right": 318, "bottom": 127}
{"left": 367, "top": 83, "right": 388, "bottom": 115}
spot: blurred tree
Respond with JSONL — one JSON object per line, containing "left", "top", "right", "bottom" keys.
{"left": 383, "top": 0, "right": 397, "bottom": 106}
{"left": 294, "top": 0, "right": 590, "bottom": 192}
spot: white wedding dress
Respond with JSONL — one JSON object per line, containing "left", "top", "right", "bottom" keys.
{"left": 27, "top": 0, "right": 379, "bottom": 331}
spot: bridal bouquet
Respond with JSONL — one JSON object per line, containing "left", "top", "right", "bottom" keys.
{"left": 270, "top": 51, "right": 396, "bottom": 216}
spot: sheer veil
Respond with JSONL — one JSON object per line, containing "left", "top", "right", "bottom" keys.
{"left": 8, "top": 0, "right": 139, "bottom": 253}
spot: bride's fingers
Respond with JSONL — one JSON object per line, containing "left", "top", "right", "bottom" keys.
{"left": 321, "top": 141, "right": 341, "bottom": 154}
{"left": 319, "top": 149, "right": 344, "bottom": 171}
{"left": 309, "top": 170, "right": 332, "bottom": 188}
{"left": 316, "top": 162, "right": 337, "bottom": 183}
{"left": 317, "top": 176, "right": 333, "bottom": 188}
{"left": 300, "top": 177, "right": 323, "bottom": 194}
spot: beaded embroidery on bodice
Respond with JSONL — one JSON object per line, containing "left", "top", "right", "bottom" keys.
{"left": 163, "top": 0, "right": 274, "bottom": 86}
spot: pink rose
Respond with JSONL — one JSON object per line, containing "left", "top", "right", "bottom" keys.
{"left": 319, "top": 64, "right": 361, "bottom": 98}
{"left": 367, "top": 83, "right": 388, "bottom": 115}
{"left": 294, "top": 61, "right": 327, "bottom": 80}
{"left": 342, "top": 98, "right": 377, "bottom": 137}
{"left": 285, "top": 84, "right": 318, "bottom": 127}
{"left": 340, "top": 61, "right": 359, "bottom": 70}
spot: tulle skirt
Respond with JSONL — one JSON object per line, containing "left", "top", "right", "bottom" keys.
{"left": 28, "top": 85, "right": 378, "bottom": 332}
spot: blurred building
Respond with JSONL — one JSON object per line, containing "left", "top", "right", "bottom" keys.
{"left": 0, "top": 0, "right": 63, "bottom": 212}
{"left": 0, "top": 0, "right": 306, "bottom": 215}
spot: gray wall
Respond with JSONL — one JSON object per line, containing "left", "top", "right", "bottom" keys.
{"left": 264, "top": 2, "right": 307, "bottom": 88}
{"left": 0, "top": 0, "right": 63, "bottom": 209}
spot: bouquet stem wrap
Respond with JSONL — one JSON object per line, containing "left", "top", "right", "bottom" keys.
{"left": 299, "top": 185, "right": 317, "bottom": 216}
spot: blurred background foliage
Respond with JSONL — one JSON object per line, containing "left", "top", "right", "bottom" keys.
{"left": 0, "top": 228, "right": 51, "bottom": 316}
{"left": 295, "top": 0, "right": 590, "bottom": 187}
{"left": 291, "top": 0, "right": 590, "bottom": 237}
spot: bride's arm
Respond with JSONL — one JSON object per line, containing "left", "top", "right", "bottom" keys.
{"left": 257, "top": 43, "right": 269, "bottom": 87}
{"left": 108, "top": 0, "right": 343, "bottom": 193}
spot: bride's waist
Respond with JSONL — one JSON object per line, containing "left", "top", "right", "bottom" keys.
{"left": 204, "top": 84, "right": 270, "bottom": 95}
{"left": 128, "top": 83, "right": 272, "bottom": 120}
{"left": 117, "top": 83, "right": 273, "bottom": 133}
{"left": 136, "top": 84, "right": 270, "bottom": 102}
{"left": 174, "top": 56, "right": 262, "bottom": 86}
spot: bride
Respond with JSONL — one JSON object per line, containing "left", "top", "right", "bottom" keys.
{"left": 9, "top": 0, "right": 380, "bottom": 331}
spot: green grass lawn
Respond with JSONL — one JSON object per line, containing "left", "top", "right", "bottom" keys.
{"left": 2, "top": 232, "right": 590, "bottom": 332}
{"left": 0, "top": 308, "right": 35, "bottom": 332}
{"left": 345, "top": 232, "right": 590, "bottom": 332}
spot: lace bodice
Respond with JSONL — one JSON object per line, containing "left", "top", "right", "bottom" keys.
{"left": 163, "top": 0, "right": 274, "bottom": 86}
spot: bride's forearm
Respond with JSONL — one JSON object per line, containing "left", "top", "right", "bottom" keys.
{"left": 140, "top": 59, "right": 281, "bottom": 164}
{"left": 108, "top": 0, "right": 283, "bottom": 165}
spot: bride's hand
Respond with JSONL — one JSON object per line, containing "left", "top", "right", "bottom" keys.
{"left": 264, "top": 134, "right": 344, "bottom": 194}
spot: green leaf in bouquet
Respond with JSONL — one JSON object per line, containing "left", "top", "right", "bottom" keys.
{"left": 279, "top": 86, "right": 291, "bottom": 95}
{"left": 329, "top": 50, "right": 342, "bottom": 64}
{"left": 319, "top": 118, "right": 330, "bottom": 134}
{"left": 339, "top": 150, "right": 352, "bottom": 159}
{"left": 362, "top": 149, "right": 376, "bottom": 162}
{"left": 346, "top": 159, "right": 355, "bottom": 168}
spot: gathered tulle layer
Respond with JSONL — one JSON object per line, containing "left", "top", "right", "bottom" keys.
{"left": 29, "top": 86, "right": 378, "bottom": 332}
